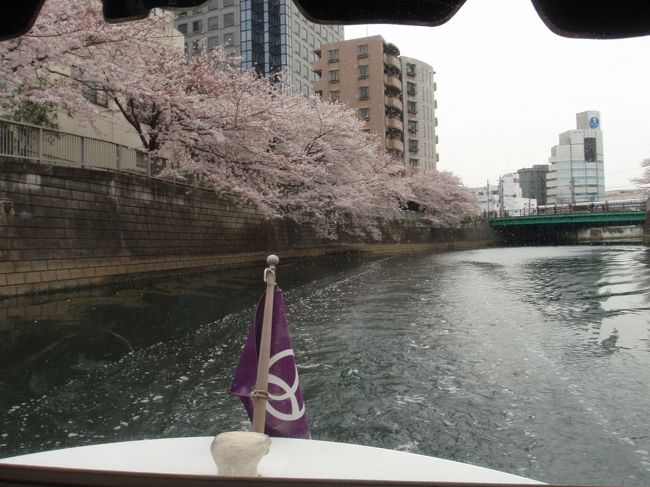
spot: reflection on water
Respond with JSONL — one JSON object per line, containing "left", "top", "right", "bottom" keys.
{"left": 1, "top": 246, "right": 650, "bottom": 485}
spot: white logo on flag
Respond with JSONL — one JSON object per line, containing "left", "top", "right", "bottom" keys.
{"left": 266, "top": 349, "right": 305, "bottom": 422}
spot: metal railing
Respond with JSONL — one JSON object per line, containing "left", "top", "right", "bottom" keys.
{"left": 488, "top": 201, "right": 648, "bottom": 219}
{"left": 0, "top": 118, "right": 154, "bottom": 176}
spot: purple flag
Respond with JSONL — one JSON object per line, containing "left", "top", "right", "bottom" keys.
{"left": 230, "top": 287, "right": 310, "bottom": 439}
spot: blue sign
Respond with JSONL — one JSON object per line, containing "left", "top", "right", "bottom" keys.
{"left": 589, "top": 116, "right": 599, "bottom": 129}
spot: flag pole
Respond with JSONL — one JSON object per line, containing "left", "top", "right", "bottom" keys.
{"left": 251, "top": 254, "right": 279, "bottom": 434}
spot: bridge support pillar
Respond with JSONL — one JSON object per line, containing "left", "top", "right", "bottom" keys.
{"left": 643, "top": 200, "right": 650, "bottom": 246}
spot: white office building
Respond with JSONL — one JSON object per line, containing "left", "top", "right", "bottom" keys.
{"left": 174, "top": 0, "right": 343, "bottom": 96}
{"left": 471, "top": 173, "right": 537, "bottom": 216}
{"left": 546, "top": 110, "right": 605, "bottom": 204}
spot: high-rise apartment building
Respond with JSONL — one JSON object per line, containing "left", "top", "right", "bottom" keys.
{"left": 546, "top": 111, "right": 605, "bottom": 204}
{"left": 401, "top": 56, "right": 438, "bottom": 172}
{"left": 517, "top": 164, "right": 549, "bottom": 206}
{"left": 174, "top": 0, "right": 343, "bottom": 96}
{"left": 311, "top": 36, "right": 437, "bottom": 170}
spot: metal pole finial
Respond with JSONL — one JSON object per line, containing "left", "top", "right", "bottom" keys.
{"left": 267, "top": 254, "right": 279, "bottom": 267}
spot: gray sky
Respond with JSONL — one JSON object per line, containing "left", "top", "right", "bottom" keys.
{"left": 345, "top": 0, "right": 650, "bottom": 190}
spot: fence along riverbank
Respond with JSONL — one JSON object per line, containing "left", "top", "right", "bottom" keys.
{"left": 0, "top": 119, "right": 494, "bottom": 297}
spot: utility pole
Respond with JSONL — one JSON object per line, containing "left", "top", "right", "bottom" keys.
{"left": 486, "top": 180, "right": 490, "bottom": 219}
{"left": 498, "top": 176, "right": 504, "bottom": 217}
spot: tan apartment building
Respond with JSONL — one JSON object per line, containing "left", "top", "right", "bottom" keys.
{"left": 311, "top": 36, "right": 439, "bottom": 172}
{"left": 311, "top": 36, "right": 405, "bottom": 157}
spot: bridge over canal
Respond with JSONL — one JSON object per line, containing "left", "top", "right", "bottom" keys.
{"left": 489, "top": 209, "right": 649, "bottom": 245}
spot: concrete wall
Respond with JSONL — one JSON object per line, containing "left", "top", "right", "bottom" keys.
{"left": 0, "top": 159, "right": 494, "bottom": 297}
{"left": 576, "top": 225, "right": 644, "bottom": 244}
{"left": 645, "top": 199, "right": 650, "bottom": 245}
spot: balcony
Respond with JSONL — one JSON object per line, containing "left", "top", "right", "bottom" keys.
{"left": 384, "top": 75, "right": 401, "bottom": 91}
{"left": 385, "top": 138, "right": 404, "bottom": 152}
{"left": 384, "top": 96, "right": 403, "bottom": 111}
{"left": 383, "top": 53, "right": 401, "bottom": 71}
{"left": 385, "top": 117, "right": 403, "bottom": 131}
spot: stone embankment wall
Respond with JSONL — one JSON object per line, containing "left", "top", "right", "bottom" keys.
{"left": 0, "top": 159, "right": 494, "bottom": 297}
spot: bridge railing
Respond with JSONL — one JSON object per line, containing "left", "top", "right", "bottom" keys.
{"left": 490, "top": 202, "right": 647, "bottom": 219}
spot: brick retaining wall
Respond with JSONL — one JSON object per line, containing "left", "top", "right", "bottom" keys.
{"left": 0, "top": 159, "right": 494, "bottom": 297}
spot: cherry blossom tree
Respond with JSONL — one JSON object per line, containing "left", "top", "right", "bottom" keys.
{"left": 0, "top": 0, "right": 477, "bottom": 239}
{"left": 0, "top": 0, "right": 184, "bottom": 149}
{"left": 407, "top": 170, "right": 479, "bottom": 227}
{"left": 633, "top": 158, "right": 650, "bottom": 186}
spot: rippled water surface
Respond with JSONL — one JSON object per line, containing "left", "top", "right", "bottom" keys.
{"left": 1, "top": 246, "right": 650, "bottom": 484}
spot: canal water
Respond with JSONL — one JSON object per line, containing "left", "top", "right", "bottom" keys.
{"left": 1, "top": 246, "right": 649, "bottom": 484}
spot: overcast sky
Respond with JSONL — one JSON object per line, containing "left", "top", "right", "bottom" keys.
{"left": 345, "top": 0, "right": 650, "bottom": 190}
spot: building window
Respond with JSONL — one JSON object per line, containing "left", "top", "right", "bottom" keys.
{"left": 408, "top": 120, "right": 418, "bottom": 133}
{"left": 208, "top": 16, "right": 218, "bottom": 30}
{"left": 407, "top": 81, "right": 417, "bottom": 95}
{"left": 408, "top": 101, "right": 417, "bottom": 114}
{"left": 177, "top": 23, "right": 187, "bottom": 34}
{"left": 223, "top": 12, "right": 234, "bottom": 26}
{"left": 406, "top": 63, "right": 416, "bottom": 76}
{"left": 409, "top": 139, "right": 419, "bottom": 153}
{"left": 207, "top": 36, "right": 219, "bottom": 51}
{"left": 82, "top": 84, "right": 108, "bottom": 107}
{"left": 329, "top": 91, "right": 339, "bottom": 102}
{"left": 358, "top": 65, "right": 368, "bottom": 79}
{"left": 223, "top": 32, "right": 235, "bottom": 46}
{"left": 223, "top": 0, "right": 234, "bottom": 6}
{"left": 328, "top": 70, "right": 339, "bottom": 83}
{"left": 409, "top": 158, "right": 419, "bottom": 167}
{"left": 328, "top": 49, "right": 339, "bottom": 62}
{"left": 358, "top": 86, "right": 369, "bottom": 100}
{"left": 192, "top": 20, "right": 202, "bottom": 33}
{"left": 208, "top": 0, "right": 219, "bottom": 10}
{"left": 358, "top": 108, "right": 369, "bottom": 120}
{"left": 584, "top": 137, "right": 597, "bottom": 162}
{"left": 357, "top": 44, "right": 368, "bottom": 58}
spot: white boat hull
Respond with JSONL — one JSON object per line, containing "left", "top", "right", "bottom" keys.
{"left": 0, "top": 437, "right": 540, "bottom": 483}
